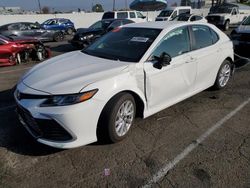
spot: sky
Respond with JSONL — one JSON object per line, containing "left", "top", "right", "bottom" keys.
{"left": 0, "top": 0, "right": 178, "bottom": 11}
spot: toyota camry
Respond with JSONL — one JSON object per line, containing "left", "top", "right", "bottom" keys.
{"left": 15, "top": 21, "right": 234, "bottom": 148}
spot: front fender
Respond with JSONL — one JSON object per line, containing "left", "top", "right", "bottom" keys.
{"left": 81, "top": 71, "right": 147, "bottom": 113}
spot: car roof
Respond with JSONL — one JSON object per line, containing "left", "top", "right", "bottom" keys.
{"left": 124, "top": 21, "right": 192, "bottom": 29}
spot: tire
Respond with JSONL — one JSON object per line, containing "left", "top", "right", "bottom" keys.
{"left": 223, "top": 20, "right": 230, "bottom": 31}
{"left": 16, "top": 53, "right": 21, "bottom": 64}
{"left": 213, "top": 60, "right": 232, "bottom": 90}
{"left": 53, "top": 32, "right": 64, "bottom": 42}
{"left": 98, "top": 93, "right": 136, "bottom": 143}
{"left": 36, "top": 45, "right": 48, "bottom": 61}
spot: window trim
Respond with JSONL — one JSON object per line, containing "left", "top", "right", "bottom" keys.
{"left": 147, "top": 26, "right": 192, "bottom": 60}
{"left": 189, "top": 25, "right": 218, "bottom": 51}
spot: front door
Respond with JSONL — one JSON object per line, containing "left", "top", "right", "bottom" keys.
{"left": 144, "top": 26, "right": 197, "bottom": 109}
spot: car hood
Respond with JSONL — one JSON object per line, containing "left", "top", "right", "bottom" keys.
{"left": 236, "top": 25, "right": 250, "bottom": 33}
{"left": 22, "top": 51, "right": 129, "bottom": 95}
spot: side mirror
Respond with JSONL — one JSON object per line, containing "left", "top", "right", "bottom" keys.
{"left": 153, "top": 52, "right": 171, "bottom": 69}
{"left": 142, "top": 16, "right": 146, "bottom": 19}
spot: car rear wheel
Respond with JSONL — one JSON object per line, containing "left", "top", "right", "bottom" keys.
{"left": 98, "top": 93, "right": 136, "bottom": 143}
{"left": 213, "top": 60, "right": 232, "bottom": 89}
{"left": 53, "top": 32, "right": 64, "bottom": 42}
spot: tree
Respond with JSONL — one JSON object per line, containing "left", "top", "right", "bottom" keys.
{"left": 92, "top": 4, "right": 104, "bottom": 12}
{"left": 42, "top": 6, "right": 50, "bottom": 14}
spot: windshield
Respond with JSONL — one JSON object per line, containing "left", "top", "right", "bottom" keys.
{"left": 82, "top": 27, "right": 161, "bottom": 62}
{"left": 173, "top": 14, "right": 190, "bottom": 21}
{"left": 42, "top": 19, "right": 58, "bottom": 25}
{"left": 242, "top": 16, "right": 250, "bottom": 25}
{"left": 89, "top": 20, "right": 113, "bottom": 30}
{"left": 159, "top": 10, "right": 173, "bottom": 17}
{"left": 210, "top": 7, "right": 232, "bottom": 14}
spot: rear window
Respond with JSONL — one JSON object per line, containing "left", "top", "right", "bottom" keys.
{"left": 179, "top": 9, "right": 191, "bottom": 14}
{"left": 130, "top": 12, "right": 136, "bottom": 18}
{"left": 102, "top": 12, "right": 115, "bottom": 19}
{"left": 117, "top": 12, "right": 128, "bottom": 19}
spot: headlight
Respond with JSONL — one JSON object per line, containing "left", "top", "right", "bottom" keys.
{"left": 83, "top": 34, "right": 94, "bottom": 40}
{"left": 40, "top": 89, "right": 98, "bottom": 107}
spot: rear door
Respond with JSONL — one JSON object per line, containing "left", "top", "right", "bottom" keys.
{"left": 188, "top": 25, "right": 222, "bottom": 91}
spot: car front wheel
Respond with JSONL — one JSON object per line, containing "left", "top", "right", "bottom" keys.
{"left": 99, "top": 93, "right": 136, "bottom": 143}
{"left": 213, "top": 60, "right": 232, "bottom": 89}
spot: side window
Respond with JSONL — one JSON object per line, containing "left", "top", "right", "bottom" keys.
{"left": 130, "top": 12, "right": 136, "bottom": 18}
{"left": 232, "top": 8, "right": 237, "bottom": 15}
{"left": 136, "top": 12, "right": 144, "bottom": 18}
{"left": 8, "top": 24, "right": 21, "bottom": 30}
{"left": 192, "top": 25, "right": 213, "bottom": 49}
{"left": 117, "top": 12, "right": 128, "bottom": 19}
{"left": 210, "top": 28, "right": 219, "bottom": 44}
{"left": 151, "top": 27, "right": 190, "bottom": 58}
{"left": 179, "top": 9, "right": 191, "bottom": 14}
{"left": 190, "top": 16, "right": 196, "bottom": 22}
{"left": 170, "top": 11, "right": 177, "bottom": 19}
{"left": 102, "top": 12, "right": 115, "bottom": 19}
{"left": 19, "top": 24, "right": 28, "bottom": 31}
{"left": 195, "top": 16, "right": 203, "bottom": 21}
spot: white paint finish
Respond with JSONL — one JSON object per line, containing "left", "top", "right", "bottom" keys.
{"left": 16, "top": 21, "right": 234, "bottom": 148}
{"left": 143, "top": 97, "right": 250, "bottom": 188}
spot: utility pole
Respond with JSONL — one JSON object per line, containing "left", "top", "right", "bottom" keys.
{"left": 37, "top": 0, "right": 42, "bottom": 13}
{"left": 113, "top": 0, "right": 116, "bottom": 11}
{"left": 125, "top": 0, "right": 128, "bottom": 10}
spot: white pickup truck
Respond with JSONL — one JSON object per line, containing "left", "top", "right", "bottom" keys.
{"left": 206, "top": 3, "right": 250, "bottom": 30}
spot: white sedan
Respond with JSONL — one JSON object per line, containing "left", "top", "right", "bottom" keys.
{"left": 15, "top": 21, "right": 234, "bottom": 149}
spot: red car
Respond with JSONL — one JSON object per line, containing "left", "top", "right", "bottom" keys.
{"left": 0, "top": 35, "right": 51, "bottom": 67}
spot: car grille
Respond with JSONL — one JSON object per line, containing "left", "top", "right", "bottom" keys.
{"left": 17, "top": 105, "right": 73, "bottom": 141}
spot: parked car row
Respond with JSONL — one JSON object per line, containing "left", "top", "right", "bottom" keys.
{"left": 0, "top": 35, "right": 50, "bottom": 66}
{"left": 0, "top": 18, "right": 75, "bottom": 66}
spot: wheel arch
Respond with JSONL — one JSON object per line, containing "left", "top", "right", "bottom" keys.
{"left": 96, "top": 89, "right": 146, "bottom": 142}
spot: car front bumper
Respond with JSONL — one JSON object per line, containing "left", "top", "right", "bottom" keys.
{"left": 15, "top": 82, "right": 105, "bottom": 149}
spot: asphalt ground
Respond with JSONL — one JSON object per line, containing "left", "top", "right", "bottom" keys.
{"left": 0, "top": 30, "right": 250, "bottom": 188}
